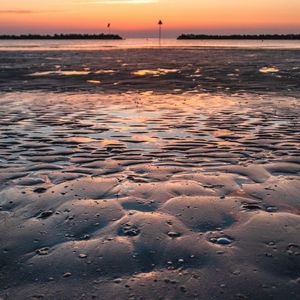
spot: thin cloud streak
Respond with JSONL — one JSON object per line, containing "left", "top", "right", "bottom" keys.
{"left": 0, "top": 10, "right": 60, "bottom": 14}
{"left": 83, "top": 0, "right": 158, "bottom": 4}
{"left": 0, "top": 10, "right": 36, "bottom": 14}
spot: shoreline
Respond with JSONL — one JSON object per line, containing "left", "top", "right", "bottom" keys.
{"left": 1, "top": 39, "right": 300, "bottom": 52}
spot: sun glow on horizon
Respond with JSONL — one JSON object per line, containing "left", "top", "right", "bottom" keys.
{"left": 0, "top": 0, "right": 300, "bottom": 37}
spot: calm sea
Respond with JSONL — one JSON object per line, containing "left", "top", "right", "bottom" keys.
{"left": 0, "top": 38, "right": 300, "bottom": 51}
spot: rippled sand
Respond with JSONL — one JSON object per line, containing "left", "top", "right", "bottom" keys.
{"left": 0, "top": 48, "right": 300, "bottom": 299}
{"left": 0, "top": 90, "right": 299, "bottom": 300}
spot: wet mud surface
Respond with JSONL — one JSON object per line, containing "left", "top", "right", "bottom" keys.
{"left": 0, "top": 48, "right": 300, "bottom": 299}
{"left": 0, "top": 48, "right": 299, "bottom": 96}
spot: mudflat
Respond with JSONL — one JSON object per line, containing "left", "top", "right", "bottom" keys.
{"left": 0, "top": 48, "right": 299, "bottom": 300}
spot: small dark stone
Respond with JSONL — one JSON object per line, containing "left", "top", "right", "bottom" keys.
{"left": 242, "top": 204, "right": 262, "bottom": 210}
{"left": 34, "top": 187, "right": 47, "bottom": 194}
{"left": 266, "top": 206, "right": 278, "bottom": 212}
{"left": 36, "top": 247, "right": 49, "bottom": 256}
{"left": 167, "top": 231, "right": 181, "bottom": 238}
{"left": 82, "top": 234, "right": 90, "bottom": 240}
{"left": 210, "top": 236, "right": 233, "bottom": 245}
{"left": 120, "top": 223, "right": 140, "bottom": 236}
{"left": 37, "top": 210, "right": 54, "bottom": 219}
{"left": 216, "top": 237, "right": 232, "bottom": 245}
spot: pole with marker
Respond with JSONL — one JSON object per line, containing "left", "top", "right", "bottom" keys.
{"left": 158, "top": 20, "right": 163, "bottom": 46}
{"left": 107, "top": 23, "right": 111, "bottom": 35}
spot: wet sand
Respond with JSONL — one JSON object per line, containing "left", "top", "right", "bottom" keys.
{"left": 0, "top": 48, "right": 300, "bottom": 96}
{"left": 0, "top": 48, "right": 300, "bottom": 299}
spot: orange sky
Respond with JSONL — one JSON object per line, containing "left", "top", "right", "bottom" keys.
{"left": 1, "top": 0, "right": 299, "bottom": 36}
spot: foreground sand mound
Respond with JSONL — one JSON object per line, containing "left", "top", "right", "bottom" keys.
{"left": 0, "top": 91, "right": 299, "bottom": 299}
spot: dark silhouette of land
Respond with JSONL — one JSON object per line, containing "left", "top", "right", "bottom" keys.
{"left": 0, "top": 34, "right": 123, "bottom": 40}
{"left": 177, "top": 34, "right": 300, "bottom": 40}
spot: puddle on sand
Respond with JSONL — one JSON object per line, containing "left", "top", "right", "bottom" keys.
{"left": 30, "top": 70, "right": 91, "bottom": 76}
{"left": 259, "top": 67, "right": 280, "bottom": 73}
{"left": 30, "top": 69, "right": 115, "bottom": 77}
{"left": 132, "top": 68, "right": 179, "bottom": 76}
{"left": 87, "top": 80, "right": 101, "bottom": 84}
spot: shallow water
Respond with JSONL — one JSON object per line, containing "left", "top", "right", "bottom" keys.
{"left": 0, "top": 90, "right": 300, "bottom": 299}
{"left": 1, "top": 48, "right": 300, "bottom": 97}
{"left": 0, "top": 38, "right": 300, "bottom": 51}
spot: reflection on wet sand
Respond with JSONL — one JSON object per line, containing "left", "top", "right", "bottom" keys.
{"left": 2, "top": 48, "right": 298, "bottom": 97}
{"left": 259, "top": 67, "right": 280, "bottom": 73}
{"left": 30, "top": 70, "right": 91, "bottom": 76}
{"left": 0, "top": 90, "right": 299, "bottom": 299}
{"left": 86, "top": 80, "right": 101, "bottom": 84}
{"left": 132, "top": 69, "right": 179, "bottom": 76}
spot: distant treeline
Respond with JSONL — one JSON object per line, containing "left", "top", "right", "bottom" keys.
{"left": 177, "top": 34, "right": 300, "bottom": 40}
{"left": 0, "top": 34, "right": 123, "bottom": 40}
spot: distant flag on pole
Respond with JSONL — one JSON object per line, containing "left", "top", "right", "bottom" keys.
{"left": 107, "top": 23, "right": 111, "bottom": 28}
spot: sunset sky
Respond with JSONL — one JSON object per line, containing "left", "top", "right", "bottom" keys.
{"left": 1, "top": 0, "right": 299, "bottom": 37}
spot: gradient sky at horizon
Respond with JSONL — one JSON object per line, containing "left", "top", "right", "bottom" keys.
{"left": 0, "top": 0, "right": 299, "bottom": 37}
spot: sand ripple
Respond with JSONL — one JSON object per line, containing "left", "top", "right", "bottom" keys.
{"left": 0, "top": 91, "right": 299, "bottom": 299}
